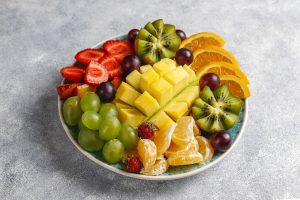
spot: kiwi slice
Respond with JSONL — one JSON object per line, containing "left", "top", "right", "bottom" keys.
{"left": 192, "top": 85, "right": 243, "bottom": 133}
{"left": 135, "top": 19, "right": 181, "bottom": 64}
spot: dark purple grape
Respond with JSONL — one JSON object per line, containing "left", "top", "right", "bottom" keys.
{"left": 128, "top": 29, "right": 139, "bottom": 44}
{"left": 200, "top": 73, "right": 220, "bottom": 90}
{"left": 176, "top": 29, "right": 187, "bottom": 41}
{"left": 175, "top": 48, "right": 193, "bottom": 65}
{"left": 121, "top": 55, "right": 141, "bottom": 74}
{"left": 96, "top": 82, "right": 116, "bottom": 102}
{"left": 211, "top": 132, "right": 232, "bottom": 152}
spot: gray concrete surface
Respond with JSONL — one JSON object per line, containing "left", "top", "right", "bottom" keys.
{"left": 0, "top": 0, "right": 299, "bottom": 199}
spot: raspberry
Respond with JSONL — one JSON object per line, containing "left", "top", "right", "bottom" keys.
{"left": 138, "top": 122, "right": 158, "bottom": 139}
{"left": 125, "top": 156, "right": 143, "bottom": 173}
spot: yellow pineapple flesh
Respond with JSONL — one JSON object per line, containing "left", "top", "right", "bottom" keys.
{"left": 114, "top": 58, "right": 199, "bottom": 130}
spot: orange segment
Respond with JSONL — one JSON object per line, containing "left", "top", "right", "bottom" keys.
{"left": 153, "top": 124, "right": 176, "bottom": 156}
{"left": 141, "top": 156, "right": 168, "bottom": 176}
{"left": 196, "top": 136, "right": 214, "bottom": 163}
{"left": 191, "top": 46, "right": 238, "bottom": 73}
{"left": 171, "top": 116, "right": 195, "bottom": 147}
{"left": 197, "top": 61, "right": 250, "bottom": 84}
{"left": 219, "top": 75, "right": 251, "bottom": 99}
{"left": 167, "top": 151, "right": 203, "bottom": 166}
{"left": 137, "top": 139, "right": 157, "bottom": 169}
{"left": 180, "top": 32, "right": 225, "bottom": 52}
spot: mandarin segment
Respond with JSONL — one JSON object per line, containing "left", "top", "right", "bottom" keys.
{"left": 141, "top": 156, "right": 168, "bottom": 176}
{"left": 137, "top": 139, "right": 157, "bottom": 169}
{"left": 196, "top": 136, "right": 214, "bottom": 163}
{"left": 172, "top": 116, "right": 195, "bottom": 147}
{"left": 167, "top": 151, "right": 203, "bottom": 166}
{"left": 153, "top": 124, "right": 176, "bottom": 156}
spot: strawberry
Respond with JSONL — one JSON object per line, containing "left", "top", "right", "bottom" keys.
{"left": 75, "top": 48, "right": 106, "bottom": 65}
{"left": 57, "top": 83, "right": 82, "bottom": 100}
{"left": 98, "top": 54, "right": 124, "bottom": 78}
{"left": 60, "top": 66, "right": 85, "bottom": 83}
{"left": 102, "top": 40, "right": 134, "bottom": 63}
{"left": 84, "top": 61, "right": 108, "bottom": 86}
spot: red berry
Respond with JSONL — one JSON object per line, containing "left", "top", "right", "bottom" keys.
{"left": 102, "top": 40, "right": 134, "bottom": 63}
{"left": 75, "top": 48, "right": 106, "bottom": 65}
{"left": 137, "top": 122, "right": 158, "bottom": 139}
{"left": 60, "top": 66, "right": 85, "bottom": 83}
{"left": 125, "top": 156, "right": 143, "bottom": 173}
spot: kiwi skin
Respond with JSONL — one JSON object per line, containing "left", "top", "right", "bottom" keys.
{"left": 135, "top": 19, "right": 181, "bottom": 65}
{"left": 192, "top": 85, "right": 243, "bottom": 133}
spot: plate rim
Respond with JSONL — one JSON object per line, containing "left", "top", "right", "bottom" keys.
{"left": 57, "top": 34, "right": 249, "bottom": 181}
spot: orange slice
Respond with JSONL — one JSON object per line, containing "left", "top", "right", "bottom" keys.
{"left": 191, "top": 46, "right": 238, "bottom": 73}
{"left": 197, "top": 61, "right": 249, "bottom": 84}
{"left": 193, "top": 123, "right": 201, "bottom": 137}
{"left": 153, "top": 124, "right": 176, "bottom": 156}
{"left": 219, "top": 75, "right": 251, "bottom": 99}
{"left": 171, "top": 116, "right": 195, "bottom": 147}
{"left": 180, "top": 32, "right": 225, "bottom": 52}
{"left": 196, "top": 136, "right": 214, "bottom": 163}
{"left": 137, "top": 139, "right": 157, "bottom": 169}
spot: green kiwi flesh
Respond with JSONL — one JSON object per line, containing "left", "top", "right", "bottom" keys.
{"left": 192, "top": 85, "right": 243, "bottom": 133}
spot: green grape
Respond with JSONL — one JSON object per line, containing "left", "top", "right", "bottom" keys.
{"left": 102, "top": 139, "right": 124, "bottom": 163}
{"left": 78, "top": 127, "right": 104, "bottom": 152}
{"left": 99, "top": 103, "right": 118, "bottom": 117}
{"left": 80, "top": 92, "right": 101, "bottom": 112}
{"left": 63, "top": 96, "right": 82, "bottom": 126}
{"left": 99, "top": 116, "right": 121, "bottom": 141}
{"left": 81, "top": 111, "right": 101, "bottom": 130}
{"left": 118, "top": 124, "right": 138, "bottom": 150}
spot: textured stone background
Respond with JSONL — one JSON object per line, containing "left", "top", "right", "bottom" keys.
{"left": 0, "top": 0, "right": 299, "bottom": 199}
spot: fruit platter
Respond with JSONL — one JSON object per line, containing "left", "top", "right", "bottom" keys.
{"left": 57, "top": 19, "right": 250, "bottom": 180}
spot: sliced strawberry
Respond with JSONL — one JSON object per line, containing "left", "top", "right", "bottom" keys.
{"left": 98, "top": 54, "right": 124, "bottom": 78}
{"left": 102, "top": 40, "right": 134, "bottom": 63}
{"left": 84, "top": 61, "right": 108, "bottom": 86}
{"left": 75, "top": 48, "right": 106, "bottom": 65}
{"left": 60, "top": 66, "right": 85, "bottom": 83}
{"left": 74, "top": 84, "right": 96, "bottom": 97}
{"left": 110, "top": 77, "right": 122, "bottom": 89}
{"left": 57, "top": 83, "right": 82, "bottom": 100}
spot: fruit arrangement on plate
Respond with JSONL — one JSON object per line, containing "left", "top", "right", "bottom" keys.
{"left": 57, "top": 19, "right": 250, "bottom": 177}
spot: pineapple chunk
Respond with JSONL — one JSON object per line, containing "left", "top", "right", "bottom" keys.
{"left": 115, "top": 82, "right": 141, "bottom": 106}
{"left": 153, "top": 58, "right": 176, "bottom": 76}
{"left": 183, "top": 65, "right": 196, "bottom": 79}
{"left": 134, "top": 91, "right": 160, "bottom": 116}
{"left": 126, "top": 70, "right": 141, "bottom": 90}
{"left": 164, "top": 102, "right": 188, "bottom": 120}
{"left": 149, "top": 78, "right": 173, "bottom": 105}
{"left": 140, "top": 65, "right": 152, "bottom": 73}
{"left": 139, "top": 68, "right": 159, "bottom": 92}
{"left": 175, "top": 86, "right": 199, "bottom": 107}
{"left": 149, "top": 111, "right": 175, "bottom": 129}
{"left": 164, "top": 67, "right": 190, "bottom": 94}
{"left": 119, "top": 108, "right": 145, "bottom": 127}
{"left": 114, "top": 100, "right": 132, "bottom": 112}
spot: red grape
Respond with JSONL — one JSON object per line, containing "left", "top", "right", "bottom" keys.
{"left": 175, "top": 48, "right": 193, "bottom": 65}
{"left": 128, "top": 29, "right": 139, "bottom": 44}
{"left": 176, "top": 29, "right": 187, "bottom": 41}
{"left": 121, "top": 55, "right": 141, "bottom": 74}
{"left": 96, "top": 82, "right": 116, "bottom": 102}
{"left": 200, "top": 73, "right": 220, "bottom": 90}
{"left": 211, "top": 132, "right": 232, "bottom": 152}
